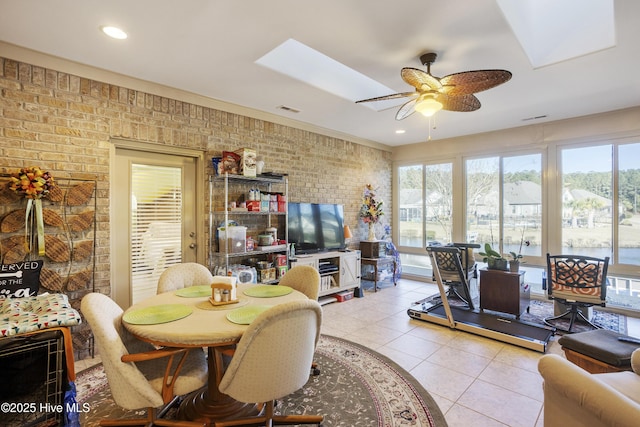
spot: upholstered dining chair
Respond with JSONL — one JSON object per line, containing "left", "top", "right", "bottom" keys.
{"left": 277, "top": 264, "right": 322, "bottom": 375}
{"left": 81, "top": 293, "right": 208, "bottom": 426}
{"left": 215, "top": 299, "right": 324, "bottom": 427}
{"left": 157, "top": 262, "right": 214, "bottom": 294}
{"left": 277, "top": 265, "right": 321, "bottom": 300}
{"left": 545, "top": 254, "right": 610, "bottom": 333}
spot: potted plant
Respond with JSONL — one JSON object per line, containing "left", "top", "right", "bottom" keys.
{"left": 508, "top": 251, "right": 523, "bottom": 272}
{"left": 479, "top": 243, "right": 508, "bottom": 271}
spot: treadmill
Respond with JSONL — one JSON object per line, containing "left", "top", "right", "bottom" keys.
{"left": 407, "top": 246, "right": 554, "bottom": 353}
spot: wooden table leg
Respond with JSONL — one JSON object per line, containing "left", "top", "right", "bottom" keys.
{"left": 176, "top": 345, "right": 261, "bottom": 423}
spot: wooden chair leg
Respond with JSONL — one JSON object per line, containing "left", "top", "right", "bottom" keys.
{"left": 99, "top": 405, "right": 206, "bottom": 427}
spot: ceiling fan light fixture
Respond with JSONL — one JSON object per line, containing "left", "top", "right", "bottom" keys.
{"left": 415, "top": 96, "right": 443, "bottom": 117}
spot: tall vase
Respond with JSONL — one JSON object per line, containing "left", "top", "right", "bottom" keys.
{"left": 367, "top": 222, "right": 376, "bottom": 241}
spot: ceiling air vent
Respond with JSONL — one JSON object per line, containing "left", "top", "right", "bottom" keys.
{"left": 522, "top": 115, "right": 548, "bottom": 122}
{"left": 277, "top": 105, "right": 301, "bottom": 113}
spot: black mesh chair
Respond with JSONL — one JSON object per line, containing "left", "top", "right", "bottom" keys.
{"left": 544, "top": 254, "right": 609, "bottom": 333}
{"left": 429, "top": 242, "right": 479, "bottom": 305}
{"left": 427, "top": 245, "right": 475, "bottom": 310}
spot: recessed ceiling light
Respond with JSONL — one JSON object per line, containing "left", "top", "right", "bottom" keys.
{"left": 101, "top": 26, "right": 128, "bottom": 40}
{"left": 395, "top": 130, "right": 406, "bottom": 134}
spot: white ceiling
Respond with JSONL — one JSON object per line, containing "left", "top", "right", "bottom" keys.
{"left": 1, "top": 0, "right": 639, "bottom": 147}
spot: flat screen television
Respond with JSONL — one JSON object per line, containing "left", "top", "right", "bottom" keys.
{"left": 288, "top": 202, "right": 345, "bottom": 254}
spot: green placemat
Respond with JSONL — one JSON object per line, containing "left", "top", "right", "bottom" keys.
{"left": 243, "top": 285, "right": 293, "bottom": 298}
{"left": 175, "top": 285, "right": 211, "bottom": 298}
{"left": 226, "top": 305, "right": 271, "bottom": 325}
{"left": 123, "top": 304, "right": 193, "bottom": 325}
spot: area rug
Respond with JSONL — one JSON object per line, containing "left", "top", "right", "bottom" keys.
{"left": 417, "top": 293, "right": 627, "bottom": 335}
{"left": 77, "top": 334, "right": 448, "bottom": 426}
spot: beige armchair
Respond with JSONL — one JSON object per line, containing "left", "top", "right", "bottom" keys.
{"left": 81, "top": 293, "right": 208, "bottom": 426}
{"left": 157, "top": 262, "right": 214, "bottom": 294}
{"left": 215, "top": 299, "right": 324, "bottom": 426}
{"left": 538, "top": 349, "right": 640, "bottom": 427}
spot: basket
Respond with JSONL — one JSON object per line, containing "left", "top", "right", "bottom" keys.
{"left": 0, "top": 210, "right": 24, "bottom": 233}
{"left": 68, "top": 210, "right": 94, "bottom": 232}
{"left": 40, "top": 268, "right": 64, "bottom": 292}
{"left": 66, "top": 181, "right": 95, "bottom": 206}
{"left": 72, "top": 240, "right": 94, "bottom": 261}
{"left": 44, "top": 235, "right": 70, "bottom": 262}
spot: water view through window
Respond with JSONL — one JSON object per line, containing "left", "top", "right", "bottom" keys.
{"left": 397, "top": 141, "right": 640, "bottom": 311}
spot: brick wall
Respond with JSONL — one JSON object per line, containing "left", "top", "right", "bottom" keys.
{"left": 0, "top": 56, "right": 391, "bottom": 357}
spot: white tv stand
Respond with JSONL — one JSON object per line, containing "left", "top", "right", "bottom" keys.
{"left": 290, "top": 250, "right": 361, "bottom": 301}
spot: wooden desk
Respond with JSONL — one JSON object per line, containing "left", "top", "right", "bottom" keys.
{"left": 123, "top": 283, "right": 306, "bottom": 424}
{"left": 479, "top": 269, "right": 529, "bottom": 318}
{"left": 361, "top": 256, "right": 397, "bottom": 292}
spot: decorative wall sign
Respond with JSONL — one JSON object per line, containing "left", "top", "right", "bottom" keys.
{"left": 0, "top": 175, "right": 96, "bottom": 293}
{"left": 0, "top": 260, "right": 43, "bottom": 298}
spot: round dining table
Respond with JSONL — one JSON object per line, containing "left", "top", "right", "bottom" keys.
{"left": 122, "top": 282, "right": 307, "bottom": 424}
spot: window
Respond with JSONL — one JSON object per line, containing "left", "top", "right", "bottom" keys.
{"left": 398, "top": 163, "right": 453, "bottom": 275}
{"left": 466, "top": 157, "right": 500, "bottom": 249}
{"left": 561, "top": 144, "right": 613, "bottom": 259}
{"left": 560, "top": 142, "right": 640, "bottom": 266}
{"left": 617, "top": 143, "right": 640, "bottom": 266}
{"left": 503, "top": 154, "right": 542, "bottom": 259}
{"left": 131, "top": 164, "right": 183, "bottom": 304}
{"left": 394, "top": 138, "right": 640, "bottom": 312}
{"left": 465, "top": 154, "right": 542, "bottom": 261}
{"left": 398, "top": 165, "right": 423, "bottom": 247}
{"left": 425, "top": 163, "right": 453, "bottom": 244}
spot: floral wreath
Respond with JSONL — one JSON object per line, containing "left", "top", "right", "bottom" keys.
{"left": 8, "top": 166, "right": 56, "bottom": 256}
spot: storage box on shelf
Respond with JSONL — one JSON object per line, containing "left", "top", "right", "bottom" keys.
{"left": 360, "top": 240, "right": 386, "bottom": 258}
{"left": 209, "top": 173, "right": 288, "bottom": 284}
{"left": 290, "top": 250, "right": 361, "bottom": 301}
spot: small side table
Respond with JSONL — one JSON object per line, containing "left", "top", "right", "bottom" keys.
{"left": 361, "top": 256, "right": 397, "bottom": 292}
{"left": 479, "top": 269, "right": 529, "bottom": 318}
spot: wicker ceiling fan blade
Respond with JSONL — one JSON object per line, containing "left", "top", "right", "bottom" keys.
{"left": 401, "top": 68, "right": 443, "bottom": 91}
{"left": 395, "top": 98, "right": 418, "bottom": 120}
{"left": 440, "top": 69, "right": 512, "bottom": 96}
{"left": 356, "top": 51, "right": 509, "bottom": 121}
{"left": 355, "top": 91, "right": 416, "bottom": 104}
{"left": 440, "top": 94, "right": 481, "bottom": 112}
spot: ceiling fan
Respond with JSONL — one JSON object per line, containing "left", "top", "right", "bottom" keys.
{"left": 356, "top": 52, "right": 512, "bottom": 120}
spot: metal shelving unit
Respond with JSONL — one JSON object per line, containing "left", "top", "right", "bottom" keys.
{"left": 208, "top": 173, "right": 288, "bottom": 279}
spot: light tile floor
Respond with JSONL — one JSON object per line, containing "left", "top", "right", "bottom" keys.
{"left": 75, "top": 278, "right": 640, "bottom": 427}
{"left": 321, "top": 278, "right": 640, "bottom": 427}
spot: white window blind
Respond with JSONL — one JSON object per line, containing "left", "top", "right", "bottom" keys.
{"left": 130, "top": 164, "right": 183, "bottom": 303}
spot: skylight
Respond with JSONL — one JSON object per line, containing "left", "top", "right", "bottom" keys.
{"left": 497, "top": 0, "right": 615, "bottom": 68}
{"left": 255, "top": 38, "right": 401, "bottom": 111}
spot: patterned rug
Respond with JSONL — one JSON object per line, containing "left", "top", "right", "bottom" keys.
{"left": 77, "top": 335, "right": 448, "bottom": 426}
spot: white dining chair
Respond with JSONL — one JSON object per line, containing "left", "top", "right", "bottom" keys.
{"left": 81, "top": 292, "right": 208, "bottom": 426}
{"left": 277, "top": 265, "right": 321, "bottom": 300}
{"left": 215, "top": 299, "right": 324, "bottom": 426}
{"left": 156, "top": 262, "right": 214, "bottom": 294}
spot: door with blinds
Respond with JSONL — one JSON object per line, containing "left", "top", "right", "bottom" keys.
{"left": 112, "top": 145, "right": 202, "bottom": 308}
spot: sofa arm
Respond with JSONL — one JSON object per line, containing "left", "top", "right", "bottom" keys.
{"left": 538, "top": 354, "right": 640, "bottom": 427}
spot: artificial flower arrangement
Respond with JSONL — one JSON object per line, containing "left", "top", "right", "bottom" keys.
{"left": 359, "top": 184, "right": 384, "bottom": 240}
{"left": 9, "top": 166, "right": 55, "bottom": 199}
{"left": 8, "top": 166, "right": 56, "bottom": 255}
